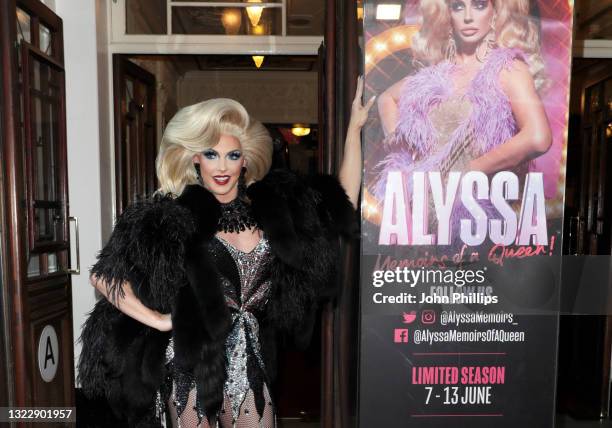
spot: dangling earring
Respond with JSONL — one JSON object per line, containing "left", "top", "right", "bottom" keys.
{"left": 446, "top": 29, "right": 457, "bottom": 63}
{"left": 194, "top": 163, "right": 203, "bottom": 185}
{"left": 238, "top": 166, "right": 247, "bottom": 198}
{"left": 476, "top": 14, "right": 497, "bottom": 63}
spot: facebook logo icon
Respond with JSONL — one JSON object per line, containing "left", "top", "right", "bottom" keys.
{"left": 394, "top": 329, "right": 409, "bottom": 343}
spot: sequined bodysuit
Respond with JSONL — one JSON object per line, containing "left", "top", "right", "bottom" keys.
{"left": 161, "top": 234, "right": 275, "bottom": 428}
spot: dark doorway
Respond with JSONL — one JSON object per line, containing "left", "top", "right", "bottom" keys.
{"left": 557, "top": 57, "right": 612, "bottom": 422}
{"left": 113, "top": 55, "right": 157, "bottom": 216}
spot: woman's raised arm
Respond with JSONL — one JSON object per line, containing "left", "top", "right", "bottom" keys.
{"left": 90, "top": 273, "right": 172, "bottom": 332}
{"left": 339, "top": 76, "right": 376, "bottom": 209}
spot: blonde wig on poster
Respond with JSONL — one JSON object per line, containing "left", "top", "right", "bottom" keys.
{"left": 411, "top": 0, "right": 547, "bottom": 90}
{"left": 156, "top": 98, "right": 272, "bottom": 196}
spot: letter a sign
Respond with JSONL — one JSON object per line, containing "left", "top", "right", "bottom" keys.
{"left": 38, "top": 325, "right": 59, "bottom": 382}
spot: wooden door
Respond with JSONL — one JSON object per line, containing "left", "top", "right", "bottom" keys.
{"left": 558, "top": 58, "right": 612, "bottom": 419}
{"left": 318, "top": 36, "right": 335, "bottom": 427}
{"left": 577, "top": 71, "right": 612, "bottom": 255}
{"left": 0, "top": 5, "right": 10, "bottom": 409}
{"left": 113, "top": 56, "right": 157, "bottom": 215}
{"left": 319, "top": 0, "right": 361, "bottom": 426}
{"left": 576, "top": 62, "right": 612, "bottom": 419}
{"left": 0, "top": 0, "right": 75, "bottom": 418}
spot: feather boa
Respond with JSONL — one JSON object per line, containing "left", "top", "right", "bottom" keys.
{"left": 376, "top": 48, "right": 528, "bottom": 201}
{"left": 77, "top": 170, "right": 356, "bottom": 426}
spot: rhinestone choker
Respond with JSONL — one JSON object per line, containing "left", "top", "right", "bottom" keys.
{"left": 217, "top": 196, "right": 258, "bottom": 233}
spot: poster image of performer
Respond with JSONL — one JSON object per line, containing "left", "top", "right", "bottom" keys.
{"left": 361, "top": 0, "right": 572, "bottom": 256}
{"left": 359, "top": 1, "right": 573, "bottom": 427}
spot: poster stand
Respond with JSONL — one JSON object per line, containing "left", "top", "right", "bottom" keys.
{"left": 359, "top": 1, "right": 573, "bottom": 426}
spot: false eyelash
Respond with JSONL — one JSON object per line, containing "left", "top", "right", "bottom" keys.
{"left": 228, "top": 151, "right": 242, "bottom": 160}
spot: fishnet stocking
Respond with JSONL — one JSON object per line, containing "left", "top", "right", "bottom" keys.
{"left": 167, "top": 384, "right": 275, "bottom": 428}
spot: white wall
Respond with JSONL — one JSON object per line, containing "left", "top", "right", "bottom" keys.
{"left": 39, "top": 0, "right": 55, "bottom": 10}
{"left": 95, "top": 0, "right": 115, "bottom": 242}
{"left": 53, "top": 0, "right": 103, "bottom": 385}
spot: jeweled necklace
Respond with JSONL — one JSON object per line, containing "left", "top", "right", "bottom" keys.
{"left": 217, "top": 196, "right": 258, "bottom": 233}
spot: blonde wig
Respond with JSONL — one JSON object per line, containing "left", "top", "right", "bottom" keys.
{"left": 242, "top": 119, "right": 273, "bottom": 187}
{"left": 411, "top": 0, "right": 547, "bottom": 90}
{"left": 156, "top": 98, "right": 271, "bottom": 196}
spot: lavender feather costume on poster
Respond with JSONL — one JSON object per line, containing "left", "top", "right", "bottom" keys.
{"left": 375, "top": 48, "right": 548, "bottom": 247}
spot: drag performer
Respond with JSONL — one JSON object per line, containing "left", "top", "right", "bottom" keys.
{"left": 78, "top": 81, "right": 374, "bottom": 427}
{"left": 375, "top": 0, "right": 551, "bottom": 197}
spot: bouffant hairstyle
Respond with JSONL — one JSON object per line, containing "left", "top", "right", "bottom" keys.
{"left": 156, "top": 98, "right": 272, "bottom": 196}
{"left": 411, "top": 0, "right": 546, "bottom": 90}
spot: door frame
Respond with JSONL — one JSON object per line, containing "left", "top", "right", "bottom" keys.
{"left": 1, "top": 0, "right": 32, "bottom": 406}
{"left": 112, "top": 55, "right": 157, "bottom": 216}
{"left": 0, "top": 0, "right": 13, "bottom": 409}
{"left": 0, "top": 0, "right": 74, "bottom": 408}
{"left": 574, "top": 59, "right": 612, "bottom": 418}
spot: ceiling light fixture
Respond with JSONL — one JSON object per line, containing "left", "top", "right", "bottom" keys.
{"left": 376, "top": 4, "right": 402, "bottom": 21}
{"left": 252, "top": 55, "right": 265, "bottom": 68}
{"left": 251, "top": 23, "right": 266, "bottom": 35}
{"left": 246, "top": 0, "right": 264, "bottom": 27}
{"left": 221, "top": 8, "right": 242, "bottom": 35}
{"left": 291, "top": 124, "right": 310, "bottom": 137}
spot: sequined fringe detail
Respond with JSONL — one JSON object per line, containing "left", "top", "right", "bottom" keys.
{"left": 216, "top": 236, "right": 272, "bottom": 423}
{"left": 155, "top": 389, "right": 163, "bottom": 420}
{"left": 224, "top": 310, "right": 270, "bottom": 422}
{"left": 164, "top": 337, "right": 208, "bottom": 427}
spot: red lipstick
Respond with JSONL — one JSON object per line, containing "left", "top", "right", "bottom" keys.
{"left": 213, "top": 175, "right": 230, "bottom": 186}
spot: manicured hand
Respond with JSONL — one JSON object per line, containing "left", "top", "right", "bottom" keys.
{"left": 349, "top": 75, "right": 376, "bottom": 130}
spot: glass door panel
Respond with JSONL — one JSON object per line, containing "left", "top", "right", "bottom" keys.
{"left": 16, "top": 7, "right": 31, "bottom": 43}
{"left": 22, "top": 44, "right": 67, "bottom": 254}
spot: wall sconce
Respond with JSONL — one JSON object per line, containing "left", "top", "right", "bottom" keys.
{"left": 291, "top": 124, "right": 311, "bottom": 137}
{"left": 252, "top": 55, "right": 265, "bottom": 68}
{"left": 246, "top": 0, "right": 264, "bottom": 27}
{"left": 376, "top": 4, "right": 402, "bottom": 21}
{"left": 221, "top": 8, "right": 242, "bottom": 35}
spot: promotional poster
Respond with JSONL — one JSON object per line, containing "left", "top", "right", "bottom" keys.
{"left": 359, "top": 1, "right": 573, "bottom": 426}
